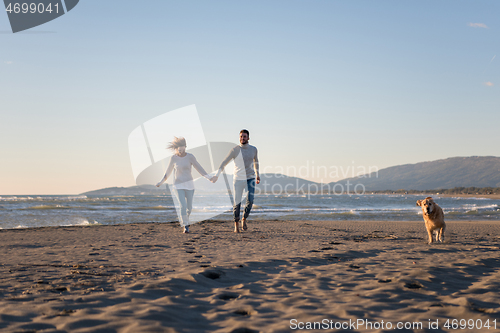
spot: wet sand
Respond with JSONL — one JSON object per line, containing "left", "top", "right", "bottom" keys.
{"left": 1, "top": 220, "right": 500, "bottom": 332}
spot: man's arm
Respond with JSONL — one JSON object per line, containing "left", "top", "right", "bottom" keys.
{"left": 212, "top": 147, "right": 236, "bottom": 182}
{"left": 254, "top": 148, "right": 260, "bottom": 184}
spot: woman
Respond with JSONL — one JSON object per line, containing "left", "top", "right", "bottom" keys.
{"left": 156, "top": 137, "right": 213, "bottom": 233}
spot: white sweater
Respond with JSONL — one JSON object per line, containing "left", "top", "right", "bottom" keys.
{"left": 159, "top": 153, "right": 210, "bottom": 190}
{"left": 218, "top": 143, "right": 259, "bottom": 180}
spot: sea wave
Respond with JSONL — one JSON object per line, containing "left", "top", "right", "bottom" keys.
{"left": 462, "top": 204, "right": 499, "bottom": 210}
{"left": 450, "top": 196, "right": 492, "bottom": 201}
{"left": 25, "top": 205, "right": 70, "bottom": 210}
{"left": 333, "top": 210, "right": 360, "bottom": 216}
{"left": 0, "top": 196, "right": 33, "bottom": 201}
{"left": 63, "top": 218, "right": 100, "bottom": 227}
{"left": 0, "top": 195, "right": 88, "bottom": 202}
{"left": 128, "top": 205, "right": 173, "bottom": 211}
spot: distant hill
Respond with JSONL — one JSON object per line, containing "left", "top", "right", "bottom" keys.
{"left": 258, "top": 174, "right": 318, "bottom": 191}
{"left": 330, "top": 156, "right": 500, "bottom": 191}
{"left": 82, "top": 185, "right": 167, "bottom": 196}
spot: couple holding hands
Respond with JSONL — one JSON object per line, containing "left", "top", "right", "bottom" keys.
{"left": 156, "top": 129, "right": 260, "bottom": 233}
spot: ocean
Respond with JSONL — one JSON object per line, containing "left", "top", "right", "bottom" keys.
{"left": 0, "top": 193, "right": 500, "bottom": 229}
{"left": 1, "top": 194, "right": 499, "bottom": 230}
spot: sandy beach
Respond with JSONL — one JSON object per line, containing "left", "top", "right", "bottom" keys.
{"left": 1, "top": 220, "right": 500, "bottom": 332}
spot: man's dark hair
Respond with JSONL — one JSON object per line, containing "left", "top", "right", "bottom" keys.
{"left": 240, "top": 129, "right": 250, "bottom": 136}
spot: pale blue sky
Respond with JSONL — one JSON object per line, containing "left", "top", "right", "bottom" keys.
{"left": 1, "top": 1, "right": 498, "bottom": 194}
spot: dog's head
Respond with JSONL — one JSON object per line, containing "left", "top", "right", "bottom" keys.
{"left": 416, "top": 197, "right": 435, "bottom": 215}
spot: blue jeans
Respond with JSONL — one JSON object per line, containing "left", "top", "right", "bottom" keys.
{"left": 233, "top": 178, "right": 255, "bottom": 222}
{"left": 175, "top": 189, "right": 194, "bottom": 226}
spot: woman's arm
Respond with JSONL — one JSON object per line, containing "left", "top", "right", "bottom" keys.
{"left": 191, "top": 155, "right": 212, "bottom": 180}
{"left": 156, "top": 157, "right": 175, "bottom": 187}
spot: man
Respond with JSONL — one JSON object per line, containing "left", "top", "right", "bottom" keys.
{"left": 213, "top": 129, "right": 260, "bottom": 233}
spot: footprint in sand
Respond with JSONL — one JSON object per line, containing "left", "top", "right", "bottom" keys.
{"left": 201, "top": 269, "right": 224, "bottom": 280}
{"left": 233, "top": 309, "right": 252, "bottom": 316}
{"left": 404, "top": 281, "right": 424, "bottom": 289}
{"left": 217, "top": 292, "right": 239, "bottom": 300}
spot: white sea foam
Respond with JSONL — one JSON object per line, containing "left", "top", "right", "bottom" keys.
{"left": 462, "top": 204, "right": 498, "bottom": 210}
{"left": 0, "top": 195, "right": 88, "bottom": 202}
{"left": 53, "top": 195, "right": 88, "bottom": 201}
{"left": 63, "top": 218, "right": 100, "bottom": 227}
{"left": 29, "top": 205, "right": 68, "bottom": 210}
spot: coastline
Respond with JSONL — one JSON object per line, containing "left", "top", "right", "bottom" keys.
{"left": 1, "top": 220, "right": 499, "bottom": 332}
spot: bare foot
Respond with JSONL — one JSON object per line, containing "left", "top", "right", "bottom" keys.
{"left": 241, "top": 218, "right": 248, "bottom": 231}
{"left": 234, "top": 222, "right": 240, "bottom": 233}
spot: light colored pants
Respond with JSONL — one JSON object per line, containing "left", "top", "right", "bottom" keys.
{"left": 175, "top": 189, "right": 194, "bottom": 226}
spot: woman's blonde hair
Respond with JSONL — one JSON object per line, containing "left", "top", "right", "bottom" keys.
{"left": 167, "top": 136, "right": 186, "bottom": 151}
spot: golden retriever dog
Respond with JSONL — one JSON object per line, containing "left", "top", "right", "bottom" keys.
{"left": 416, "top": 197, "right": 446, "bottom": 244}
